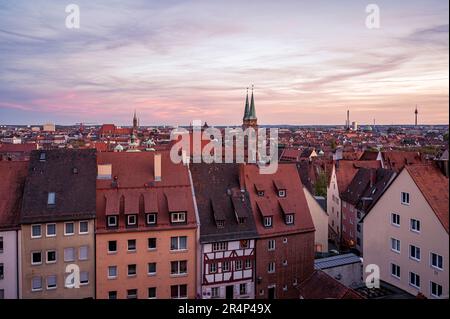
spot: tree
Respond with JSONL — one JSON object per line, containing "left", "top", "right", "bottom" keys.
{"left": 315, "top": 171, "right": 328, "bottom": 197}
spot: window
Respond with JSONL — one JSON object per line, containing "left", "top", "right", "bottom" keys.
{"left": 146, "top": 213, "right": 157, "bottom": 225}
{"left": 390, "top": 238, "right": 400, "bottom": 253}
{"left": 64, "top": 222, "right": 74, "bottom": 235}
{"left": 357, "top": 224, "right": 361, "bottom": 232}
{"left": 401, "top": 192, "right": 410, "bottom": 205}
{"left": 430, "top": 282, "right": 443, "bottom": 298}
{"left": 79, "top": 221, "right": 89, "bottom": 234}
{"left": 0, "top": 236, "right": 3, "bottom": 253}
{"left": 238, "top": 217, "right": 246, "bottom": 224}
{"left": 171, "top": 260, "right": 187, "bottom": 275}
{"left": 222, "top": 261, "right": 230, "bottom": 272}
{"left": 108, "top": 241, "right": 117, "bottom": 253}
{"left": 46, "top": 275, "right": 57, "bottom": 289}
{"left": 171, "top": 212, "right": 186, "bottom": 224}
{"left": 283, "top": 285, "right": 288, "bottom": 291}
{"left": 128, "top": 264, "right": 137, "bottom": 276}
{"left": 410, "top": 245, "right": 421, "bottom": 261}
{"left": 148, "top": 287, "right": 156, "bottom": 299}
{"left": 264, "top": 217, "right": 272, "bottom": 228}
{"left": 170, "top": 236, "right": 187, "bottom": 251}
{"left": 268, "top": 239, "right": 275, "bottom": 251}
{"left": 148, "top": 238, "right": 157, "bottom": 250}
{"left": 209, "top": 263, "right": 218, "bottom": 274}
{"left": 171, "top": 284, "right": 187, "bottom": 299}
{"left": 31, "top": 224, "right": 42, "bottom": 238}
{"left": 268, "top": 262, "right": 275, "bottom": 273}
{"left": 410, "top": 219, "right": 420, "bottom": 233}
{"left": 79, "top": 246, "right": 88, "bottom": 260}
{"left": 128, "top": 239, "right": 136, "bottom": 251}
{"left": 127, "top": 215, "right": 137, "bottom": 227}
{"left": 47, "top": 192, "right": 56, "bottom": 205}
{"left": 283, "top": 237, "right": 288, "bottom": 244}
{"left": 391, "top": 213, "right": 400, "bottom": 226}
{"left": 216, "top": 220, "right": 225, "bottom": 228}
{"left": 409, "top": 272, "right": 420, "bottom": 288}
{"left": 257, "top": 191, "right": 264, "bottom": 197}
{"left": 431, "top": 253, "right": 443, "bottom": 270}
{"left": 39, "top": 152, "right": 46, "bottom": 161}
{"left": 31, "top": 276, "right": 42, "bottom": 291}
{"left": 108, "top": 291, "right": 117, "bottom": 299}
{"left": 283, "top": 260, "right": 288, "bottom": 266}
{"left": 240, "top": 283, "right": 247, "bottom": 295}
{"left": 46, "top": 223, "right": 56, "bottom": 237}
{"left": 0, "top": 263, "right": 3, "bottom": 280}
{"left": 212, "top": 242, "right": 227, "bottom": 252}
{"left": 31, "top": 251, "right": 42, "bottom": 265}
{"left": 107, "top": 215, "right": 118, "bottom": 227}
{"left": 64, "top": 248, "right": 75, "bottom": 262}
{"left": 148, "top": 263, "right": 156, "bottom": 275}
{"left": 235, "top": 260, "right": 243, "bottom": 271}
{"left": 211, "top": 287, "right": 220, "bottom": 298}
{"left": 245, "top": 259, "right": 252, "bottom": 269}
{"left": 108, "top": 266, "right": 117, "bottom": 279}
{"left": 127, "top": 289, "right": 137, "bottom": 299}
{"left": 391, "top": 263, "right": 400, "bottom": 279}
{"left": 278, "top": 190, "right": 286, "bottom": 197}
{"left": 285, "top": 214, "right": 294, "bottom": 225}
{"left": 46, "top": 250, "right": 56, "bottom": 263}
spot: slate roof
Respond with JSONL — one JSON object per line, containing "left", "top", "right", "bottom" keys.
{"left": 190, "top": 163, "right": 258, "bottom": 243}
{"left": 314, "top": 253, "right": 361, "bottom": 270}
{"left": 20, "top": 149, "right": 97, "bottom": 223}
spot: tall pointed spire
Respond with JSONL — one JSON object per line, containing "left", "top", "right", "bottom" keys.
{"left": 248, "top": 84, "right": 256, "bottom": 120}
{"left": 243, "top": 87, "right": 249, "bottom": 120}
{"left": 133, "top": 109, "right": 138, "bottom": 130}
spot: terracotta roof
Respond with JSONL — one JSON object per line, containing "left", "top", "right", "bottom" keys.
{"left": 406, "top": 164, "right": 449, "bottom": 233}
{"left": 21, "top": 149, "right": 97, "bottom": 223}
{"left": 0, "top": 143, "right": 38, "bottom": 153}
{"left": 298, "top": 269, "right": 364, "bottom": 299}
{"left": 243, "top": 163, "right": 315, "bottom": 237}
{"left": 359, "top": 150, "right": 379, "bottom": 161}
{"left": 96, "top": 151, "right": 196, "bottom": 232}
{"left": 0, "top": 161, "right": 29, "bottom": 230}
{"left": 382, "top": 151, "right": 422, "bottom": 172}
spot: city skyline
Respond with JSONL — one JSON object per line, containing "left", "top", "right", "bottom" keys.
{"left": 0, "top": 0, "right": 448, "bottom": 126}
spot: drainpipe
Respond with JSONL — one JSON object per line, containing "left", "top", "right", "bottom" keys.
{"left": 187, "top": 166, "right": 201, "bottom": 299}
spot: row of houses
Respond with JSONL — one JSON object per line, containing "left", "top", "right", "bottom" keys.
{"left": 326, "top": 150, "right": 449, "bottom": 299}
{"left": 0, "top": 149, "right": 330, "bottom": 299}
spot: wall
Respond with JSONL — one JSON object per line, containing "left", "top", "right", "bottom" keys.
{"left": 0, "top": 230, "right": 19, "bottom": 299}
{"left": 303, "top": 188, "right": 328, "bottom": 252}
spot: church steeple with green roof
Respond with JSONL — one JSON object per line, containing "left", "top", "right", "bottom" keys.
{"left": 242, "top": 85, "right": 258, "bottom": 129}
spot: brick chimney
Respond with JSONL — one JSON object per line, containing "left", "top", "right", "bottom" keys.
{"left": 154, "top": 153, "right": 161, "bottom": 182}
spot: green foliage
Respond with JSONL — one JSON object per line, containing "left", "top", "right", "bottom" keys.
{"left": 315, "top": 171, "right": 328, "bottom": 197}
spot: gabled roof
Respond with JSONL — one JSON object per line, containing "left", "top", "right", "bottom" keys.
{"left": 406, "top": 164, "right": 449, "bottom": 233}
{"left": 382, "top": 151, "right": 422, "bottom": 172}
{"left": 0, "top": 161, "right": 29, "bottom": 230}
{"left": 21, "top": 149, "right": 97, "bottom": 223}
{"left": 334, "top": 160, "right": 381, "bottom": 195}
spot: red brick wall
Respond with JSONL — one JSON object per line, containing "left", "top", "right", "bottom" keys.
{"left": 255, "top": 231, "right": 314, "bottom": 299}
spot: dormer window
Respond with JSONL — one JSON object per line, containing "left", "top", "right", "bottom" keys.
{"left": 285, "top": 214, "right": 294, "bottom": 225}
{"left": 39, "top": 152, "right": 46, "bottom": 162}
{"left": 107, "top": 215, "right": 118, "bottom": 228}
{"left": 263, "top": 216, "right": 273, "bottom": 228}
{"left": 146, "top": 213, "right": 157, "bottom": 226}
{"left": 278, "top": 190, "right": 286, "bottom": 198}
{"left": 216, "top": 220, "right": 225, "bottom": 228}
{"left": 255, "top": 183, "right": 265, "bottom": 197}
{"left": 257, "top": 191, "right": 264, "bottom": 197}
{"left": 127, "top": 214, "right": 137, "bottom": 227}
{"left": 47, "top": 192, "right": 56, "bottom": 205}
{"left": 238, "top": 217, "right": 246, "bottom": 224}
{"left": 171, "top": 212, "right": 186, "bottom": 224}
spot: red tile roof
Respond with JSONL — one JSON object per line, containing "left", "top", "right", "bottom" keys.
{"left": 0, "top": 161, "right": 29, "bottom": 230}
{"left": 243, "top": 163, "right": 315, "bottom": 237}
{"left": 335, "top": 160, "right": 381, "bottom": 194}
{"left": 382, "top": 151, "right": 422, "bottom": 172}
{"left": 0, "top": 143, "right": 38, "bottom": 153}
{"left": 406, "top": 164, "right": 449, "bottom": 233}
{"left": 298, "top": 269, "right": 364, "bottom": 299}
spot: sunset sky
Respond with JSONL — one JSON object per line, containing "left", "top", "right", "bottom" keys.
{"left": 0, "top": 0, "right": 448, "bottom": 126}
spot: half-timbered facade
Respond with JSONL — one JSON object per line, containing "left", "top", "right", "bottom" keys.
{"left": 190, "top": 163, "right": 258, "bottom": 299}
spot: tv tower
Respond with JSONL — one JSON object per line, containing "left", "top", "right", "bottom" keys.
{"left": 414, "top": 105, "right": 418, "bottom": 127}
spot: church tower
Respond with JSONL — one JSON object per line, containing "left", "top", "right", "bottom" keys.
{"left": 242, "top": 85, "right": 258, "bottom": 129}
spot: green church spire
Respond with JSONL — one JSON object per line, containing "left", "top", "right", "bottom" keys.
{"left": 243, "top": 87, "right": 249, "bottom": 120}
{"left": 248, "top": 85, "right": 256, "bottom": 120}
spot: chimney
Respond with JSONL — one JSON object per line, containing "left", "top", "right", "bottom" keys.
{"left": 154, "top": 153, "right": 161, "bottom": 182}
{"left": 239, "top": 163, "right": 246, "bottom": 192}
